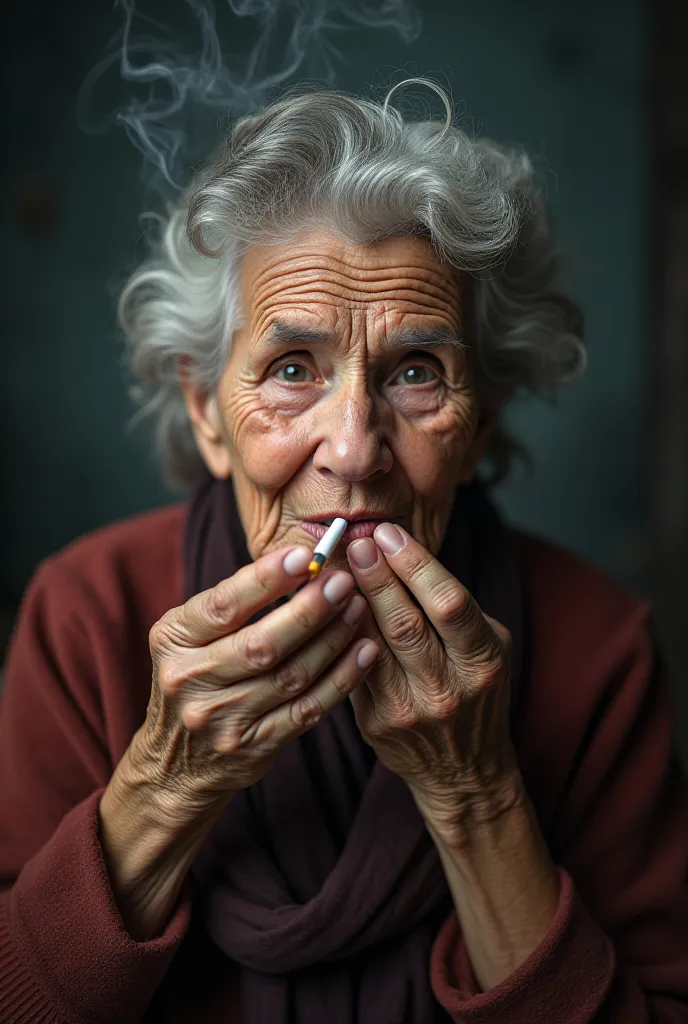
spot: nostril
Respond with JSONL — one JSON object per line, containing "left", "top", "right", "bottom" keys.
{"left": 313, "top": 431, "right": 392, "bottom": 482}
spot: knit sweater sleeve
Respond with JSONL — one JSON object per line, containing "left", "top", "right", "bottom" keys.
{"left": 429, "top": 604, "right": 688, "bottom": 1023}
{"left": 0, "top": 558, "right": 191, "bottom": 1024}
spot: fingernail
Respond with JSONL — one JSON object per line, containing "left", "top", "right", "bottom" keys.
{"left": 322, "top": 572, "right": 354, "bottom": 604}
{"left": 343, "top": 593, "right": 365, "bottom": 626}
{"left": 348, "top": 538, "right": 379, "bottom": 571}
{"left": 283, "top": 547, "right": 313, "bottom": 577}
{"left": 374, "top": 523, "right": 404, "bottom": 556}
{"left": 357, "top": 640, "right": 379, "bottom": 669}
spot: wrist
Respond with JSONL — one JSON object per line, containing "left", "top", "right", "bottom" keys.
{"left": 410, "top": 765, "right": 526, "bottom": 847}
{"left": 420, "top": 778, "right": 560, "bottom": 990}
{"left": 99, "top": 729, "right": 234, "bottom": 940}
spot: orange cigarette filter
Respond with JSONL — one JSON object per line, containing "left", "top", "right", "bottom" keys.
{"left": 308, "top": 518, "right": 348, "bottom": 579}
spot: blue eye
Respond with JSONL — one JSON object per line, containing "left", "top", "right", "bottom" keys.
{"left": 275, "top": 363, "right": 314, "bottom": 383}
{"left": 392, "top": 365, "right": 437, "bottom": 386}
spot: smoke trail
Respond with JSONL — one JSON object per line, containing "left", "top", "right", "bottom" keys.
{"left": 77, "top": 0, "right": 422, "bottom": 192}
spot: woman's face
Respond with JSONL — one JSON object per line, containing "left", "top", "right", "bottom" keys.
{"left": 186, "top": 229, "right": 493, "bottom": 566}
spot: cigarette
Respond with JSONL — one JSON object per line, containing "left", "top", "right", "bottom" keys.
{"left": 308, "top": 518, "right": 348, "bottom": 578}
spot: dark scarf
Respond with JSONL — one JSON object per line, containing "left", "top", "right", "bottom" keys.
{"left": 185, "top": 476, "right": 524, "bottom": 1024}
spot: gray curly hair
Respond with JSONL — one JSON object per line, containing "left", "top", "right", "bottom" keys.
{"left": 119, "top": 81, "right": 585, "bottom": 488}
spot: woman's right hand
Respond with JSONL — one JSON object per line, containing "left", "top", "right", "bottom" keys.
{"left": 139, "top": 543, "right": 377, "bottom": 806}
{"left": 99, "top": 544, "right": 377, "bottom": 939}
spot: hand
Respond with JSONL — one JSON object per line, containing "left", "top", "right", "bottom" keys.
{"left": 347, "top": 524, "right": 520, "bottom": 835}
{"left": 99, "top": 545, "right": 378, "bottom": 939}
{"left": 129, "top": 545, "right": 379, "bottom": 815}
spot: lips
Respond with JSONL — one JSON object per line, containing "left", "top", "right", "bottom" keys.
{"left": 301, "top": 518, "right": 389, "bottom": 545}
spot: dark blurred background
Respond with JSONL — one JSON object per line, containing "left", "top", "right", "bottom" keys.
{"left": 1, "top": 0, "right": 687, "bottom": 762}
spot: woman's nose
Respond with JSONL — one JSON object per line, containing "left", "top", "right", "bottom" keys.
{"left": 312, "top": 395, "right": 393, "bottom": 482}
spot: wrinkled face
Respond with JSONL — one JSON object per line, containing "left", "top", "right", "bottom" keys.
{"left": 188, "top": 229, "right": 492, "bottom": 567}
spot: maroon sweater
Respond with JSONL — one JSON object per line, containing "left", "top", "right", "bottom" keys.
{"left": 1, "top": 505, "right": 687, "bottom": 1024}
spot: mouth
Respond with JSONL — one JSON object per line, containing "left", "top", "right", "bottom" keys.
{"left": 301, "top": 513, "right": 394, "bottom": 545}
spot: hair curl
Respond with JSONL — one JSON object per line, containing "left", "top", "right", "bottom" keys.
{"left": 119, "top": 82, "right": 585, "bottom": 488}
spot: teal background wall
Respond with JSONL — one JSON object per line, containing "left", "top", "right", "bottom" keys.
{"left": 1, "top": 0, "right": 648, "bottom": 606}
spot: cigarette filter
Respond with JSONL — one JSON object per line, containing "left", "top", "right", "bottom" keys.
{"left": 308, "top": 518, "right": 348, "bottom": 578}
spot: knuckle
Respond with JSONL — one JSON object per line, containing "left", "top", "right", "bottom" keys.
{"left": 366, "top": 574, "right": 397, "bottom": 600}
{"left": 243, "top": 716, "right": 279, "bottom": 750}
{"left": 471, "top": 657, "right": 507, "bottom": 692}
{"left": 149, "top": 613, "right": 175, "bottom": 657}
{"left": 270, "top": 658, "right": 309, "bottom": 696}
{"left": 240, "top": 628, "right": 277, "bottom": 672}
{"left": 290, "top": 600, "right": 318, "bottom": 633}
{"left": 457, "top": 640, "right": 507, "bottom": 692}
{"left": 433, "top": 583, "right": 471, "bottom": 628}
{"left": 181, "top": 701, "right": 212, "bottom": 732}
{"left": 204, "top": 582, "right": 238, "bottom": 626}
{"left": 388, "top": 700, "right": 418, "bottom": 731}
{"left": 213, "top": 728, "right": 243, "bottom": 757}
{"left": 156, "top": 659, "right": 186, "bottom": 698}
{"left": 404, "top": 550, "right": 433, "bottom": 584}
{"left": 384, "top": 607, "right": 428, "bottom": 651}
{"left": 253, "top": 560, "right": 273, "bottom": 596}
{"left": 291, "top": 693, "right": 324, "bottom": 731}
{"left": 322, "top": 620, "right": 351, "bottom": 658}
{"left": 329, "top": 661, "right": 356, "bottom": 698}
{"left": 426, "top": 690, "right": 462, "bottom": 722}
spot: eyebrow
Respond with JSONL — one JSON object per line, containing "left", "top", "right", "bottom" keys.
{"left": 266, "top": 321, "right": 333, "bottom": 346}
{"left": 385, "top": 325, "right": 465, "bottom": 350}
{"left": 265, "top": 319, "right": 464, "bottom": 350}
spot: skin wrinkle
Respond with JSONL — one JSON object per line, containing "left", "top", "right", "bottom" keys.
{"left": 190, "top": 230, "right": 491, "bottom": 565}
{"left": 265, "top": 320, "right": 463, "bottom": 352}
{"left": 249, "top": 252, "right": 462, "bottom": 296}
{"left": 249, "top": 253, "right": 462, "bottom": 336}
{"left": 252, "top": 289, "right": 460, "bottom": 336}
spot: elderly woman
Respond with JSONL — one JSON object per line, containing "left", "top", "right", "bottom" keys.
{"left": 1, "top": 85, "right": 687, "bottom": 1024}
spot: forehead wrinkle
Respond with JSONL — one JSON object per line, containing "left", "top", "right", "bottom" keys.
{"left": 249, "top": 262, "right": 461, "bottom": 306}
{"left": 251, "top": 303, "right": 327, "bottom": 342}
{"left": 250, "top": 282, "right": 460, "bottom": 334}
{"left": 247, "top": 246, "right": 461, "bottom": 294}
{"left": 250, "top": 304, "right": 463, "bottom": 353}
{"left": 256, "top": 284, "right": 458, "bottom": 314}
{"left": 248, "top": 247, "right": 459, "bottom": 282}
{"left": 244, "top": 244, "right": 465, "bottom": 342}
{"left": 251, "top": 297, "right": 460, "bottom": 342}
{"left": 263, "top": 278, "right": 460, "bottom": 310}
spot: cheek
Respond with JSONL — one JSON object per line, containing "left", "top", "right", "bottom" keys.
{"left": 220, "top": 382, "right": 314, "bottom": 489}
{"left": 395, "top": 397, "right": 478, "bottom": 496}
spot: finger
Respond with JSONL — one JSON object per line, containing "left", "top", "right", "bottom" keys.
{"left": 179, "top": 567, "right": 357, "bottom": 686}
{"left": 349, "top": 603, "right": 412, "bottom": 715}
{"left": 152, "top": 545, "right": 313, "bottom": 651}
{"left": 228, "top": 637, "right": 380, "bottom": 754}
{"left": 248, "top": 593, "right": 369, "bottom": 715}
{"left": 347, "top": 535, "right": 438, "bottom": 671}
{"left": 183, "top": 593, "right": 369, "bottom": 725}
{"left": 371, "top": 523, "right": 499, "bottom": 664}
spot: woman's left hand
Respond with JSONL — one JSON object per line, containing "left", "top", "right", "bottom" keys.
{"left": 347, "top": 523, "right": 522, "bottom": 836}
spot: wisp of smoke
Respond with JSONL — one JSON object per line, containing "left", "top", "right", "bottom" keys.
{"left": 77, "top": 0, "right": 422, "bottom": 192}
